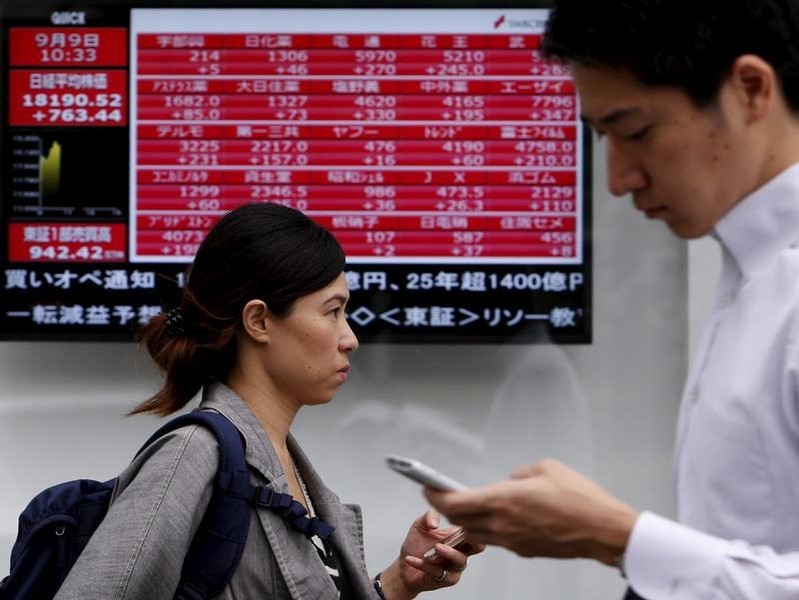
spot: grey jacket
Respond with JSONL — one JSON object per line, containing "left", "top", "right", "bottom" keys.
{"left": 55, "top": 382, "right": 380, "bottom": 600}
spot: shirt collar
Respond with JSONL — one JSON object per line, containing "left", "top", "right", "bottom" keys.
{"left": 712, "top": 161, "right": 799, "bottom": 276}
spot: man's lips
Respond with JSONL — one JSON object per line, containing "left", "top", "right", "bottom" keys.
{"left": 640, "top": 205, "right": 668, "bottom": 219}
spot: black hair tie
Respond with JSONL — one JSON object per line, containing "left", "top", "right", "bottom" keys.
{"left": 165, "top": 307, "right": 187, "bottom": 337}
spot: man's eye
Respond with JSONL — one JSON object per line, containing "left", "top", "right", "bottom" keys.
{"left": 330, "top": 307, "right": 341, "bottom": 318}
{"left": 625, "top": 126, "right": 651, "bottom": 141}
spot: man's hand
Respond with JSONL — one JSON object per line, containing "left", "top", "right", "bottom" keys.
{"left": 424, "top": 459, "right": 639, "bottom": 566}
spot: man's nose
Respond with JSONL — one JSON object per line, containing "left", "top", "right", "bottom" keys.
{"left": 606, "top": 138, "right": 648, "bottom": 196}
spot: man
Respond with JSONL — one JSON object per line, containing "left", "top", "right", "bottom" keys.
{"left": 426, "top": 1, "right": 799, "bottom": 598}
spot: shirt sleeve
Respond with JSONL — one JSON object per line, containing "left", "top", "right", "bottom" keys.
{"left": 54, "top": 425, "right": 218, "bottom": 600}
{"left": 625, "top": 512, "right": 799, "bottom": 599}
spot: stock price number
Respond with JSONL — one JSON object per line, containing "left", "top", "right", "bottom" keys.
{"left": 363, "top": 185, "right": 396, "bottom": 210}
{"left": 22, "top": 93, "right": 123, "bottom": 108}
{"left": 451, "top": 231, "right": 484, "bottom": 257}
{"left": 365, "top": 230, "right": 396, "bottom": 257}
{"left": 29, "top": 245, "right": 104, "bottom": 261}
{"left": 33, "top": 107, "right": 122, "bottom": 124}
{"left": 160, "top": 232, "right": 202, "bottom": 256}
{"left": 163, "top": 243, "right": 201, "bottom": 257}
{"left": 436, "top": 185, "right": 485, "bottom": 200}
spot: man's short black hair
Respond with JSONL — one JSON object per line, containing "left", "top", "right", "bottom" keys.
{"left": 542, "top": 0, "right": 799, "bottom": 110}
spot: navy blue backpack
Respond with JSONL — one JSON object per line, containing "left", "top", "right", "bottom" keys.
{"left": 0, "top": 410, "right": 334, "bottom": 600}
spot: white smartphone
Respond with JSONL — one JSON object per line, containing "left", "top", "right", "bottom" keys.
{"left": 385, "top": 455, "right": 469, "bottom": 561}
{"left": 385, "top": 455, "right": 468, "bottom": 491}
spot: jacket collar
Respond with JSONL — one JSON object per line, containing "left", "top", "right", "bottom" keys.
{"left": 199, "top": 381, "right": 289, "bottom": 486}
{"left": 198, "top": 382, "right": 375, "bottom": 599}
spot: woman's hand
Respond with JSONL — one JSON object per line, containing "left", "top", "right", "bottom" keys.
{"left": 376, "top": 510, "right": 484, "bottom": 600}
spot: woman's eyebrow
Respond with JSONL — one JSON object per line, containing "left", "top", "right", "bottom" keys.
{"left": 324, "top": 293, "right": 349, "bottom": 306}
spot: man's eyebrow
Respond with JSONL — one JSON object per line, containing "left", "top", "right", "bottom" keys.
{"left": 581, "top": 107, "right": 642, "bottom": 128}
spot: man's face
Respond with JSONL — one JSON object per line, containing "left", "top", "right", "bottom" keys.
{"left": 571, "top": 64, "right": 758, "bottom": 239}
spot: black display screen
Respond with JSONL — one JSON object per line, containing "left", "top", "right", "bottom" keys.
{"left": 1, "top": 3, "right": 591, "bottom": 343}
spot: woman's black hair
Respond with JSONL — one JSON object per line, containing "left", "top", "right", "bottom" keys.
{"left": 132, "top": 202, "right": 346, "bottom": 416}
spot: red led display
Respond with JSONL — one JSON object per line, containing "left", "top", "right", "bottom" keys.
{"left": 132, "top": 31, "right": 582, "bottom": 263}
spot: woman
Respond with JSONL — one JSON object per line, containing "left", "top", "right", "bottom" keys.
{"left": 55, "top": 202, "right": 478, "bottom": 599}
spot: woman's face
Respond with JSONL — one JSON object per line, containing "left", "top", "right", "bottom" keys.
{"left": 264, "top": 272, "right": 358, "bottom": 406}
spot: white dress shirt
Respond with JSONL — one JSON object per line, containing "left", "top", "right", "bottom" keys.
{"left": 625, "top": 162, "right": 799, "bottom": 599}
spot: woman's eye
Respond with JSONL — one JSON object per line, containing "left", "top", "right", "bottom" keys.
{"left": 330, "top": 307, "right": 341, "bottom": 318}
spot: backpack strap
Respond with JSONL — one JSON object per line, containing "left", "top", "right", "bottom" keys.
{"left": 137, "top": 410, "right": 252, "bottom": 600}
{"left": 138, "top": 410, "right": 334, "bottom": 600}
{"left": 249, "top": 485, "right": 335, "bottom": 540}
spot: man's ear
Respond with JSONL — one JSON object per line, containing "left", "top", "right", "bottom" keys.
{"left": 729, "top": 54, "right": 776, "bottom": 123}
{"left": 241, "top": 299, "right": 270, "bottom": 343}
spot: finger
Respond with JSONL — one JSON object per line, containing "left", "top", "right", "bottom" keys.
{"left": 512, "top": 458, "right": 566, "bottom": 480}
{"left": 404, "top": 555, "right": 462, "bottom": 584}
{"left": 433, "top": 568, "right": 452, "bottom": 583}
{"left": 427, "top": 507, "right": 495, "bottom": 532}
{"left": 444, "top": 513, "right": 496, "bottom": 531}
{"left": 436, "top": 525, "right": 461, "bottom": 537}
{"left": 406, "top": 509, "right": 439, "bottom": 536}
{"left": 456, "top": 540, "right": 486, "bottom": 556}
{"left": 423, "top": 488, "right": 451, "bottom": 515}
{"left": 427, "top": 542, "right": 468, "bottom": 570}
{"left": 449, "top": 525, "right": 521, "bottom": 552}
{"left": 424, "top": 486, "right": 497, "bottom": 517}
{"left": 510, "top": 462, "right": 539, "bottom": 479}
{"left": 404, "top": 553, "right": 443, "bottom": 577}
{"left": 432, "top": 537, "right": 486, "bottom": 557}
{"left": 416, "top": 509, "right": 440, "bottom": 532}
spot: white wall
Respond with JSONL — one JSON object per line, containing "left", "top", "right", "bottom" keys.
{"left": 0, "top": 148, "right": 689, "bottom": 598}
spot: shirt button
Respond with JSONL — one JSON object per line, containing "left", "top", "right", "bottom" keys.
{"left": 687, "top": 388, "right": 699, "bottom": 403}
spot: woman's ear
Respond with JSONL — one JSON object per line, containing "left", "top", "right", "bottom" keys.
{"left": 241, "top": 299, "right": 270, "bottom": 343}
